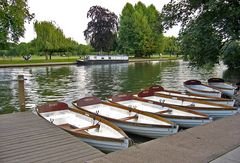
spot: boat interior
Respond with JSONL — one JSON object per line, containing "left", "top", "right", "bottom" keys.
{"left": 111, "top": 94, "right": 204, "bottom": 117}
{"left": 136, "top": 90, "right": 220, "bottom": 108}
{"left": 74, "top": 97, "right": 171, "bottom": 126}
{"left": 40, "top": 109, "right": 124, "bottom": 138}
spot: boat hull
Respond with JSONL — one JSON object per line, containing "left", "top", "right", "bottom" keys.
{"left": 192, "top": 109, "right": 238, "bottom": 119}
{"left": 163, "top": 117, "right": 211, "bottom": 128}
{"left": 112, "top": 121, "right": 178, "bottom": 138}
{"left": 185, "top": 87, "right": 222, "bottom": 98}
{"left": 208, "top": 78, "right": 236, "bottom": 97}
{"left": 208, "top": 83, "right": 235, "bottom": 97}
{"left": 76, "top": 60, "right": 128, "bottom": 65}
{"left": 79, "top": 137, "right": 130, "bottom": 153}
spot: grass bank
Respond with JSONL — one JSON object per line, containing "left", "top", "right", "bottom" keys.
{"left": 0, "top": 55, "right": 179, "bottom": 67}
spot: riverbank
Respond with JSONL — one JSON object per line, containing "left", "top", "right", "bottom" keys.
{"left": 0, "top": 56, "right": 178, "bottom": 68}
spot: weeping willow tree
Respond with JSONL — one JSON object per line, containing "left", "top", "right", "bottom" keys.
{"left": 34, "top": 21, "right": 78, "bottom": 60}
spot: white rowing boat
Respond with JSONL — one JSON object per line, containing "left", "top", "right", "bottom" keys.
{"left": 208, "top": 78, "right": 236, "bottom": 97}
{"left": 72, "top": 97, "right": 179, "bottom": 138}
{"left": 149, "top": 85, "right": 235, "bottom": 106}
{"left": 109, "top": 94, "right": 211, "bottom": 128}
{"left": 36, "top": 102, "right": 133, "bottom": 153}
{"left": 184, "top": 80, "right": 222, "bottom": 97}
{"left": 136, "top": 89, "right": 238, "bottom": 119}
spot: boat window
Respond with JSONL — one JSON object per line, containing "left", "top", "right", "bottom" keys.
{"left": 101, "top": 57, "right": 104, "bottom": 59}
{"left": 109, "top": 57, "right": 111, "bottom": 59}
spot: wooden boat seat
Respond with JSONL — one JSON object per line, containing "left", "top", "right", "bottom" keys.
{"left": 120, "top": 114, "right": 138, "bottom": 121}
{"left": 58, "top": 123, "right": 100, "bottom": 132}
{"left": 157, "top": 109, "right": 172, "bottom": 114}
{"left": 71, "top": 124, "right": 100, "bottom": 132}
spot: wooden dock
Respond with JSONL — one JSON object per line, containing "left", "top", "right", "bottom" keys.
{"left": 87, "top": 113, "right": 240, "bottom": 163}
{"left": 0, "top": 112, "right": 104, "bottom": 163}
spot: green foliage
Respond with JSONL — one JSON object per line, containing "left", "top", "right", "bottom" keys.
{"left": 222, "top": 40, "right": 240, "bottom": 69}
{"left": 118, "top": 2, "right": 163, "bottom": 57}
{"left": 84, "top": 6, "right": 118, "bottom": 52}
{"left": 179, "top": 22, "right": 222, "bottom": 66}
{"left": 162, "top": 0, "right": 240, "bottom": 67}
{"left": 34, "top": 21, "right": 78, "bottom": 59}
{"left": 75, "top": 44, "right": 93, "bottom": 55}
{"left": 117, "top": 3, "right": 135, "bottom": 54}
{"left": 163, "top": 36, "right": 179, "bottom": 56}
{"left": 0, "top": 0, "right": 34, "bottom": 48}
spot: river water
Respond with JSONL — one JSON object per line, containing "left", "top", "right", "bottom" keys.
{"left": 0, "top": 60, "right": 239, "bottom": 114}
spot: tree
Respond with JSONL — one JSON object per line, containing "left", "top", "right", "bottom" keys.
{"left": 117, "top": 3, "right": 135, "bottom": 54}
{"left": 163, "top": 36, "right": 179, "bottom": 56}
{"left": 222, "top": 40, "right": 240, "bottom": 69}
{"left": 0, "top": 0, "right": 34, "bottom": 49}
{"left": 118, "top": 2, "right": 163, "bottom": 57}
{"left": 34, "top": 21, "right": 78, "bottom": 60}
{"left": 162, "top": 0, "right": 240, "bottom": 67}
{"left": 84, "top": 6, "right": 118, "bottom": 52}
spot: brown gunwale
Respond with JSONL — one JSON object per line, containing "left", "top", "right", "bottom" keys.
{"left": 110, "top": 95, "right": 210, "bottom": 120}
{"left": 36, "top": 102, "right": 130, "bottom": 143}
{"left": 72, "top": 99, "right": 177, "bottom": 129}
{"left": 158, "top": 90, "right": 233, "bottom": 102}
{"left": 152, "top": 92, "right": 235, "bottom": 109}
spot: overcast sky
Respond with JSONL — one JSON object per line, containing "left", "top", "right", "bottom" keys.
{"left": 20, "top": 0, "right": 180, "bottom": 44}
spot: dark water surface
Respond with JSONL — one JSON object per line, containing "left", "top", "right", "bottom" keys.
{"left": 0, "top": 60, "right": 239, "bottom": 114}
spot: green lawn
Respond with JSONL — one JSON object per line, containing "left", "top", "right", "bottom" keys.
{"left": 0, "top": 55, "right": 179, "bottom": 65}
{"left": 0, "top": 56, "right": 80, "bottom": 64}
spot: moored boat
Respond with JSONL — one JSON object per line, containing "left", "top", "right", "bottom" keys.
{"left": 149, "top": 85, "right": 235, "bottom": 106}
{"left": 72, "top": 97, "right": 179, "bottom": 138}
{"left": 76, "top": 55, "right": 128, "bottom": 65}
{"left": 109, "top": 94, "right": 211, "bottom": 128}
{"left": 36, "top": 102, "right": 132, "bottom": 153}
{"left": 136, "top": 89, "right": 238, "bottom": 119}
{"left": 184, "top": 80, "right": 222, "bottom": 97}
{"left": 208, "top": 78, "right": 236, "bottom": 97}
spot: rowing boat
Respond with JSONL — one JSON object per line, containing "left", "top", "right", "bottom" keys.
{"left": 109, "top": 94, "right": 211, "bottom": 128}
{"left": 208, "top": 78, "right": 236, "bottom": 97}
{"left": 136, "top": 89, "right": 238, "bottom": 119}
{"left": 149, "top": 85, "right": 235, "bottom": 106}
{"left": 72, "top": 97, "right": 179, "bottom": 138}
{"left": 36, "top": 102, "right": 132, "bottom": 152}
{"left": 184, "top": 80, "right": 222, "bottom": 97}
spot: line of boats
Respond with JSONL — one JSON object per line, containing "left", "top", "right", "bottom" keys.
{"left": 36, "top": 78, "right": 239, "bottom": 153}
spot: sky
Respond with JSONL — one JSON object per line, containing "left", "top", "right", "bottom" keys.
{"left": 20, "top": 0, "right": 180, "bottom": 44}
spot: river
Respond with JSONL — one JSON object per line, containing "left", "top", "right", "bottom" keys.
{"left": 0, "top": 60, "right": 239, "bottom": 114}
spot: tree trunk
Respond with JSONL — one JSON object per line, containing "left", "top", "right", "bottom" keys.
{"left": 45, "top": 53, "right": 48, "bottom": 60}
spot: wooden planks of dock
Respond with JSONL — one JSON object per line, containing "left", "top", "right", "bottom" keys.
{"left": 0, "top": 112, "right": 104, "bottom": 163}
{"left": 87, "top": 113, "right": 240, "bottom": 163}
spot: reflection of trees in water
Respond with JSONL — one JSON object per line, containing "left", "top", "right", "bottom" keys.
{"left": 120, "top": 61, "right": 178, "bottom": 93}
{"left": 35, "top": 66, "right": 73, "bottom": 98}
{"left": 87, "top": 61, "right": 178, "bottom": 98}
{"left": 223, "top": 68, "right": 240, "bottom": 84}
{"left": 0, "top": 82, "right": 16, "bottom": 114}
{"left": 86, "top": 64, "right": 128, "bottom": 98}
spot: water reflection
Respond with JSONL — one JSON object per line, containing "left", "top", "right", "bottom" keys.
{"left": 0, "top": 60, "right": 238, "bottom": 114}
